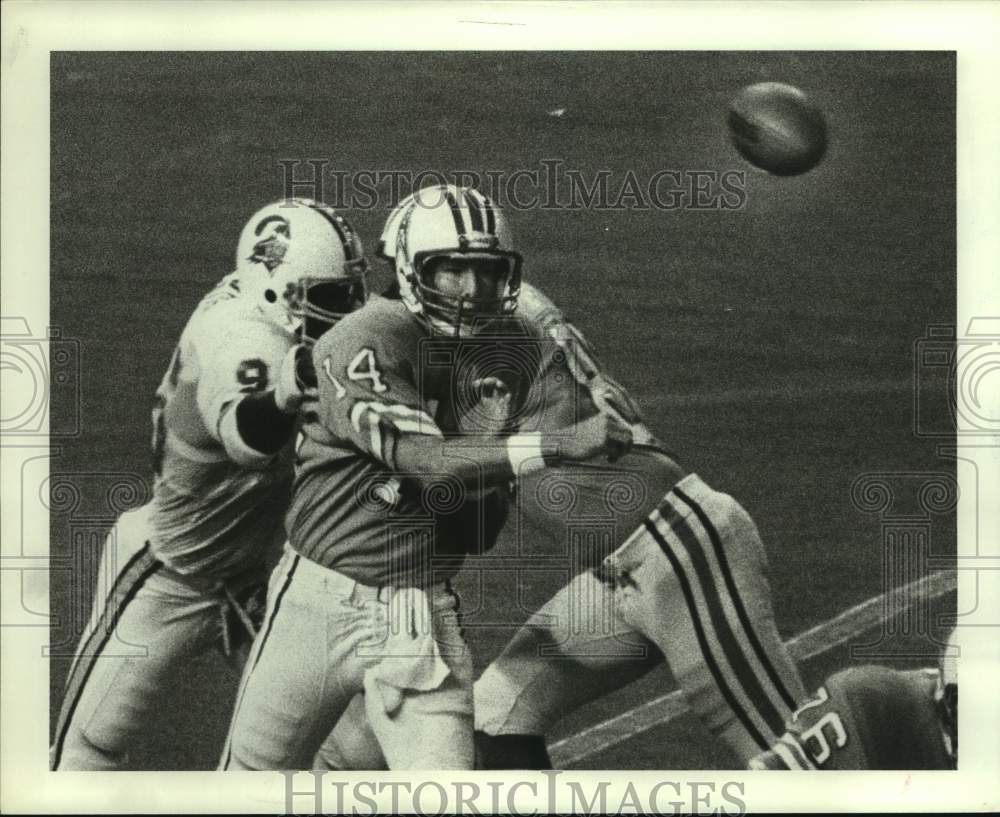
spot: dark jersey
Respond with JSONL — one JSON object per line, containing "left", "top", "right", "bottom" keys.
{"left": 749, "top": 665, "right": 953, "bottom": 770}
{"left": 287, "top": 295, "right": 519, "bottom": 588}
{"left": 513, "top": 282, "right": 662, "bottom": 448}
{"left": 503, "top": 283, "right": 686, "bottom": 566}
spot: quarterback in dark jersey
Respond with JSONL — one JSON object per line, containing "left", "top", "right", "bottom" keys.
{"left": 221, "top": 186, "right": 630, "bottom": 770}
{"left": 749, "top": 632, "right": 958, "bottom": 770}
{"left": 312, "top": 186, "right": 804, "bottom": 772}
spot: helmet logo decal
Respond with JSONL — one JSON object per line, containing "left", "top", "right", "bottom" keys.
{"left": 251, "top": 215, "right": 291, "bottom": 274}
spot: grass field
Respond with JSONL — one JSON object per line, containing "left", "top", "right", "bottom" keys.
{"left": 49, "top": 52, "right": 956, "bottom": 769}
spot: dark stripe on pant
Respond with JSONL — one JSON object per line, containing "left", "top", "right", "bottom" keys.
{"left": 660, "top": 499, "right": 786, "bottom": 736}
{"left": 51, "top": 544, "right": 162, "bottom": 769}
{"left": 221, "top": 553, "right": 300, "bottom": 770}
{"left": 673, "top": 486, "right": 799, "bottom": 714}
{"left": 642, "top": 519, "right": 768, "bottom": 750}
{"left": 63, "top": 543, "right": 153, "bottom": 681}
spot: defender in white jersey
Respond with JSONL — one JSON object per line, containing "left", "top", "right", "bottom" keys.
{"left": 50, "top": 199, "right": 367, "bottom": 769}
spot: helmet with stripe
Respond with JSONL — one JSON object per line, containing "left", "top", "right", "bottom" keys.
{"left": 235, "top": 198, "right": 368, "bottom": 343}
{"left": 378, "top": 185, "right": 522, "bottom": 336}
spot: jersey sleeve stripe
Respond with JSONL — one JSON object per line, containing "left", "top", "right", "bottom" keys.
{"left": 350, "top": 402, "right": 438, "bottom": 465}
{"left": 369, "top": 414, "right": 384, "bottom": 462}
{"left": 348, "top": 403, "right": 385, "bottom": 461}
{"left": 354, "top": 401, "right": 443, "bottom": 437}
{"left": 349, "top": 401, "right": 369, "bottom": 434}
{"left": 379, "top": 417, "right": 401, "bottom": 471}
{"left": 378, "top": 416, "right": 440, "bottom": 436}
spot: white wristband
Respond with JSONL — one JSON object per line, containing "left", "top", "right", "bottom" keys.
{"left": 506, "top": 433, "right": 547, "bottom": 476}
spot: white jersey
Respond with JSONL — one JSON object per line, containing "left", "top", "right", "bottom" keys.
{"left": 149, "top": 274, "right": 294, "bottom": 578}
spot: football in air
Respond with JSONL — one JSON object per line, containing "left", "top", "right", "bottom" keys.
{"left": 727, "top": 82, "right": 828, "bottom": 176}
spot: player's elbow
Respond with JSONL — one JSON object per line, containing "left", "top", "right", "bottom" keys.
{"left": 217, "top": 400, "right": 285, "bottom": 468}
{"left": 394, "top": 440, "right": 494, "bottom": 490}
{"left": 414, "top": 456, "right": 484, "bottom": 489}
{"left": 223, "top": 437, "right": 275, "bottom": 468}
{"left": 444, "top": 456, "right": 497, "bottom": 488}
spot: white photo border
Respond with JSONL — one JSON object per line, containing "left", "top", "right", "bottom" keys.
{"left": 2, "top": 1, "right": 998, "bottom": 813}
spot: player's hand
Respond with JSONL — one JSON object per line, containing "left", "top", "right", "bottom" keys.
{"left": 591, "top": 374, "right": 644, "bottom": 426}
{"left": 461, "top": 376, "right": 512, "bottom": 435}
{"left": 275, "top": 344, "right": 317, "bottom": 413}
{"left": 552, "top": 412, "right": 633, "bottom": 464}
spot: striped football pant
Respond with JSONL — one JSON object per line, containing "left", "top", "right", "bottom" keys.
{"left": 314, "top": 472, "right": 804, "bottom": 769}
{"left": 220, "top": 546, "right": 475, "bottom": 771}
{"left": 50, "top": 506, "right": 263, "bottom": 770}
{"left": 475, "top": 473, "right": 804, "bottom": 764}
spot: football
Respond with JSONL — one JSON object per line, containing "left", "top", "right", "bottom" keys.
{"left": 727, "top": 82, "right": 828, "bottom": 176}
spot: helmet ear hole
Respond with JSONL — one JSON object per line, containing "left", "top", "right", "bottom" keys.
{"left": 264, "top": 289, "right": 278, "bottom": 303}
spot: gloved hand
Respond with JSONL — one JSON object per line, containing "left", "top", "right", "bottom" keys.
{"left": 274, "top": 344, "right": 318, "bottom": 413}
{"left": 459, "top": 376, "right": 512, "bottom": 435}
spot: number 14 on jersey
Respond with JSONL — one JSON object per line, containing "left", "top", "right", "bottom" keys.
{"left": 323, "top": 348, "right": 387, "bottom": 398}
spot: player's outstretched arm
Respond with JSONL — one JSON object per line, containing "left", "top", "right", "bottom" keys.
{"left": 216, "top": 344, "right": 312, "bottom": 466}
{"left": 311, "top": 313, "right": 632, "bottom": 488}
{"left": 392, "top": 411, "right": 634, "bottom": 489}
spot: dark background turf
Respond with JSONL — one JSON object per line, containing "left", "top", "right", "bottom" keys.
{"left": 49, "top": 52, "right": 956, "bottom": 768}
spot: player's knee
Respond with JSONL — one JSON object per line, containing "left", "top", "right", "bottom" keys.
{"left": 314, "top": 733, "right": 386, "bottom": 771}
{"left": 314, "top": 703, "right": 386, "bottom": 771}
{"left": 680, "top": 478, "right": 768, "bottom": 571}
{"left": 608, "top": 477, "right": 772, "bottom": 611}
{"left": 223, "top": 700, "right": 310, "bottom": 771}
{"left": 55, "top": 728, "right": 128, "bottom": 771}
{"left": 224, "top": 733, "right": 285, "bottom": 771}
{"left": 673, "top": 479, "right": 780, "bottom": 627}
{"left": 475, "top": 661, "right": 555, "bottom": 735}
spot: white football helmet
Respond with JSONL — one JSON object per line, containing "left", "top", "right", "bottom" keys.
{"left": 235, "top": 198, "right": 368, "bottom": 342}
{"left": 378, "top": 185, "right": 522, "bottom": 336}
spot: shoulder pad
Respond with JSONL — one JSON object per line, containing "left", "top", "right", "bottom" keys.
{"left": 186, "top": 291, "right": 286, "bottom": 352}
{"left": 516, "top": 281, "right": 566, "bottom": 334}
{"left": 314, "top": 295, "right": 418, "bottom": 358}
